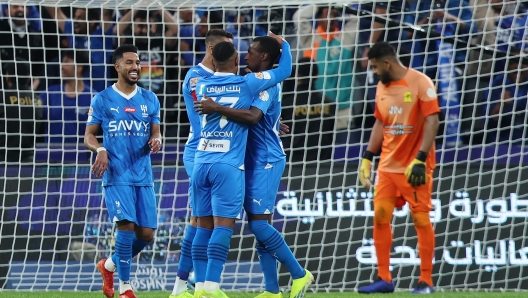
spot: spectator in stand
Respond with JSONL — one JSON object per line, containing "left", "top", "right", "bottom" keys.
{"left": 483, "top": 58, "right": 528, "bottom": 144}
{"left": 45, "top": 6, "right": 115, "bottom": 92}
{"left": 469, "top": 0, "right": 527, "bottom": 76}
{"left": 180, "top": 9, "right": 249, "bottom": 67}
{"left": 401, "top": 0, "right": 475, "bottom": 78}
{"left": 0, "top": 59, "right": 43, "bottom": 163}
{"left": 281, "top": 58, "right": 336, "bottom": 162}
{"left": 293, "top": 5, "right": 359, "bottom": 131}
{"left": 115, "top": 9, "right": 182, "bottom": 138}
{"left": 40, "top": 50, "right": 95, "bottom": 144}
{"left": 0, "top": 4, "right": 44, "bottom": 90}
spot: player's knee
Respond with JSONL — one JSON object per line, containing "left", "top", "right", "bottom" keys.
{"left": 374, "top": 206, "right": 393, "bottom": 225}
{"left": 411, "top": 212, "right": 431, "bottom": 227}
{"left": 248, "top": 219, "right": 268, "bottom": 235}
{"left": 135, "top": 228, "right": 155, "bottom": 243}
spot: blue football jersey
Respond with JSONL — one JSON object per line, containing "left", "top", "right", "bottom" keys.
{"left": 182, "top": 63, "right": 215, "bottom": 163}
{"left": 194, "top": 41, "right": 292, "bottom": 168}
{"left": 245, "top": 83, "right": 286, "bottom": 169}
{"left": 87, "top": 85, "right": 161, "bottom": 186}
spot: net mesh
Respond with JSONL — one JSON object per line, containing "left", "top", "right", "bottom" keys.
{"left": 1, "top": 0, "right": 528, "bottom": 292}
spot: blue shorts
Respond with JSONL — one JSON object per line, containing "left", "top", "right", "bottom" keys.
{"left": 183, "top": 158, "right": 194, "bottom": 210}
{"left": 191, "top": 163, "right": 244, "bottom": 218}
{"left": 244, "top": 160, "right": 285, "bottom": 215}
{"left": 104, "top": 185, "right": 158, "bottom": 229}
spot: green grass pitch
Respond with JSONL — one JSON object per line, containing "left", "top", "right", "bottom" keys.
{"left": 1, "top": 292, "right": 527, "bottom": 298}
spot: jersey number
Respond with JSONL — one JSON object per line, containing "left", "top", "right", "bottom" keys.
{"left": 202, "top": 97, "right": 240, "bottom": 129}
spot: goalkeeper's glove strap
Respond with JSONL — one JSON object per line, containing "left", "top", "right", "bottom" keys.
{"left": 416, "top": 151, "right": 428, "bottom": 162}
{"left": 363, "top": 150, "right": 375, "bottom": 161}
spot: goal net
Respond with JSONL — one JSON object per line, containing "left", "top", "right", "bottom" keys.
{"left": 1, "top": 0, "right": 528, "bottom": 293}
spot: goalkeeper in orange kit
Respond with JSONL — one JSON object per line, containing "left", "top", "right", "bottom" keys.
{"left": 357, "top": 42, "right": 440, "bottom": 294}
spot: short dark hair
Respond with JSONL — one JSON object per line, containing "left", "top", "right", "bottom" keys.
{"left": 252, "top": 36, "right": 281, "bottom": 69}
{"left": 112, "top": 44, "right": 138, "bottom": 64}
{"left": 212, "top": 41, "right": 237, "bottom": 63}
{"left": 205, "top": 29, "right": 234, "bottom": 46}
{"left": 3, "top": 58, "right": 31, "bottom": 89}
{"left": 62, "top": 49, "right": 90, "bottom": 72}
{"left": 367, "top": 42, "right": 397, "bottom": 60}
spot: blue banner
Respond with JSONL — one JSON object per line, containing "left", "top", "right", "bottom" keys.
{"left": 436, "top": 23, "right": 461, "bottom": 146}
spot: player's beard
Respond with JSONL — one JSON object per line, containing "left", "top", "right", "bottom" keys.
{"left": 122, "top": 72, "right": 138, "bottom": 86}
{"left": 379, "top": 71, "right": 392, "bottom": 85}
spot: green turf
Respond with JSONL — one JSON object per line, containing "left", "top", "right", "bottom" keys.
{"left": 0, "top": 292, "right": 527, "bottom": 298}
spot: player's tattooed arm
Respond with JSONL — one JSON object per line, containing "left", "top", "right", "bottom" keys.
{"left": 148, "top": 124, "right": 162, "bottom": 154}
{"left": 195, "top": 95, "right": 264, "bottom": 125}
{"left": 84, "top": 124, "right": 108, "bottom": 177}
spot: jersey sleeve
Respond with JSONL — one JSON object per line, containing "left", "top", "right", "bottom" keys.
{"left": 151, "top": 93, "right": 161, "bottom": 125}
{"left": 245, "top": 41, "right": 292, "bottom": 96}
{"left": 251, "top": 89, "right": 273, "bottom": 114}
{"left": 87, "top": 94, "right": 103, "bottom": 125}
{"left": 418, "top": 75, "right": 441, "bottom": 117}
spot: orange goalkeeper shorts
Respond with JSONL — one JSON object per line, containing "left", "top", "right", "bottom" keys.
{"left": 373, "top": 170, "right": 433, "bottom": 213}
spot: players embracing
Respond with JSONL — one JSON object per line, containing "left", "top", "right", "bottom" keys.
{"left": 85, "top": 44, "right": 163, "bottom": 298}
{"left": 196, "top": 34, "right": 314, "bottom": 298}
{"left": 358, "top": 42, "right": 440, "bottom": 294}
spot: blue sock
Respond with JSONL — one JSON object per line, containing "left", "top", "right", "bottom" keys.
{"left": 256, "top": 239, "right": 279, "bottom": 293}
{"left": 114, "top": 230, "right": 134, "bottom": 281}
{"left": 178, "top": 225, "right": 197, "bottom": 280}
{"left": 249, "top": 220, "right": 305, "bottom": 279}
{"left": 132, "top": 235, "right": 150, "bottom": 258}
{"left": 206, "top": 226, "right": 233, "bottom": 283}
{"left": 192, "top": 227, "right": 213, "bottom": 284}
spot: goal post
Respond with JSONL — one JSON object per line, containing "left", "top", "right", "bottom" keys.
{"left": 1, "top": 0, "right": 528, "bottom": 292}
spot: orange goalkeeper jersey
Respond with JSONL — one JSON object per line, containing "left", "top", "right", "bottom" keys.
{"left": 373, "top": 68, "right": 441, "bottom": 173}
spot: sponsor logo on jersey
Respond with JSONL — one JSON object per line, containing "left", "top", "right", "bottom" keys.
{"left": 124, "top": 107, "right": 137, "bottom": 112}
{"left": 200, "top": 131, "right": 233, "bottom": 138}
{"left": 190, "top": 77, "right": 198, "bottom": 87}
{"left": 198, "top": 138, "right": 230, "bottom": 152}
{"left": 141, "top": 105, "right": 148, "bottom": 117}
{"left": 389, "top": 106, "right": 403, "bottom": 115}
{"left": 404, "top": 92, "right": 412, "bottom": 103}
{"left": 109, "top": 120, "right": 150, "bottom": 137}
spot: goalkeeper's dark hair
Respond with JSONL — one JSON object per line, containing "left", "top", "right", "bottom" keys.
{"left": 367, "top": 42, "right": 397, "bottom": 61}
{"left": 205, "top": 29, "right": 234, "bottom": 46}
{"left": 3, "top": 58, "right": 31, "bottom": 90}
{"left": 112, "top": 44, "right": 138, "bottom": 64}
{"left": 212, "top": 41, "right": 237, "bottom": 64}
{"left": 253, "top": 36, "right": 281, "bottom": 70}
{"left": 62, "top": 49, "right": 90, "bottom": 72}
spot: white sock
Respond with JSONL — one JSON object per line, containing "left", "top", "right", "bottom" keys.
{"left": 195, "top": 282, "right": 204, "bottom": 292}
{"left": 171, "top": 277, "right": 188, "bottom": 295}
{"left": 204, "top": 281, "right": 219, "bottom": 293}
{"left": 104, "top": 257, "right": 116, "bottom": 272}
{"left": 119, "top": 280, "right": 133, "bottom": 294}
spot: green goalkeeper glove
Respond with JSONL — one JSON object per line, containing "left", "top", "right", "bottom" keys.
{"left": 359, "top": 151, "right": 374, "bottom": 188}
{"left": 404, "top": 151, "right": 427, "bottom": 187}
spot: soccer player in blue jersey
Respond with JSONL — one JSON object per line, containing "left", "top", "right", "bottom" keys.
{"left": 84, "top": 44, "right": 162, "bottom": 298}
{"left": 170, "top": 29, "right": 234, "bottom": 298}
{"left": 190, "top": 32, "right": 291, "bottom": 298}
{"left": 196, "top": 37, "right": 313, "bottom": 298}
